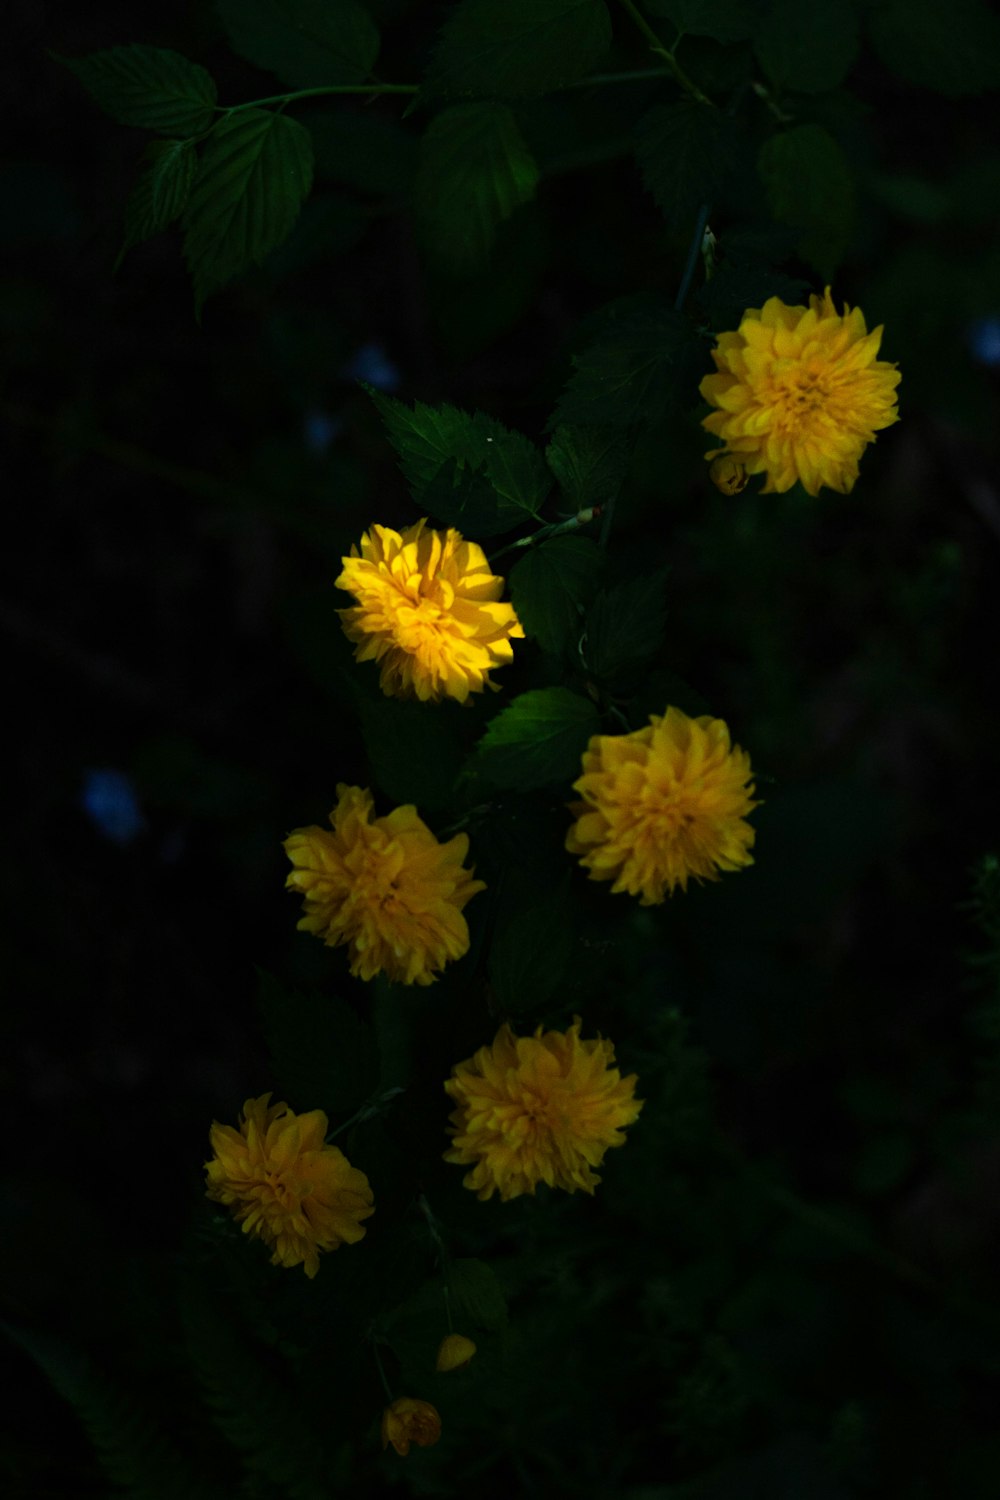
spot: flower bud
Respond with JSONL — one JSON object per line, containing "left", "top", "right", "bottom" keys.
{"left": 708, "top": 454, "right": 749, "bottom": 495}
{"left": 380, "top": 1397, "right": 441, "bottom": 1457}
{"left": 435, "top": 1333, "right": 477, "bottom": 1372}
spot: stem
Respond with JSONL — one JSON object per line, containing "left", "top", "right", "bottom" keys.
{"left": 327, "top": 1087, "right": 405, "bottom": 1142}
{"left": 371, "top": 1338, "right": 395, "bottom": 1402}
{"left": 418, "top": 1194, "right": 455, "bottom": 1331}
{"left": 598, "top": 492, "right": 617, "bottom": 549}
{"left": 489, "top": 507, "right": 602, "bottom": 565}
{"left": 616, "top": 0, "right": 714, "bottom": 106}
{"left": 222, "top": 82, "right": 419, "bottom": 112}
{"left": 674, "top": 202, "right": 710, "bottom": 312}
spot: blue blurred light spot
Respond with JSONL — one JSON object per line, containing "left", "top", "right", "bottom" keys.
{"left": 303, "top": 409, "right": 342, "bottom": 454}
{"left": 341, "top": 341, "right": 400, "bottom": 392}
{"left": 968, "top": 316, "right": 1000, "bottom": 368}
{"left": 81, "top": 769, "right": 146, "bottom": 847}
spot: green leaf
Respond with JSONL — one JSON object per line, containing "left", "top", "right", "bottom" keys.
{"left": 753, "top": 0, "right": 859, "bottom": 95}
{"left": 216, "top": 0, "right": 380, "bottom": 88}
{"left": 646, "top": 0, "right": 755, "bottom": 42}
{"left": 465, "top": 687, "right": 600, "bottom": 792}
{"left": 118, "top": 139, "right": 196, "bottom": 266}
{"left": 635, "top": 101, "right": 743, "bottom": 225}
{"left": 360, "top": 697, "right": 465, "bottom": 813}
{"left": 546, "top": 425, "right": 629, "bottom": 510}
{"left": 488, "top": 877, "right": 575, "bottom": 1013}
{"left": 757, "top": 124, "right": 854, "bottom": 282}
{"left": 426, "top": 0, "right": 613, "bottom": 98}
{"left": 583, "top": 569, "right": 668, "bottom": 683}
{"left": 182, "top": 109, "right": 314, "bottom": 313}
{"left": 57, "top": 45, "right": 217, "bottom": 135}
{"left": 369, "top": 389, "right": 550, "bottom": 534}
{"left": 415, "top": 103, "right": 539, "bottom": 271}
{"left": 450, "top": 1259, "right": 508, "bottom": 1330}
{"left": 552, "top": 297, "right": 704, "bottom": 429}
{"left": 509, "top": 535, "right": 604, "bottom": 656}
{"left": 695, "top": 259, "right": 811, "bottom": 329}
{"left": 866, "top": 0, "right": 1000, "bottom": 97}
{"left": 256, "top": 970, "right": 380, "bottom": 1119}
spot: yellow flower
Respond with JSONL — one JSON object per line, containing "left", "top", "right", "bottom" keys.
{"left": 708, "top": 454, "right": 749, "bottom": 495}
{"left": 336, "top": 519, "right": 524, "bottom": 703}
{"left": 435, "top": 1333, "right": 477, "bottom": 1372}
{"left": 381, "top": 1397, "right": 442, "bottom": 1456}
{"left": 700, "top": 287, "right": 900, "bottom": 496}
{"left": 204, "top": 1094, "right": 374, "bottom": 1279}
{"left": 444, "top": 1018, "right": 642, "bottom": 1201}
{"left": 284, "top": 785, "right": 485, "bottom": 986}
{"left": 566, "top": 706, "right": 757, "bottom": 904}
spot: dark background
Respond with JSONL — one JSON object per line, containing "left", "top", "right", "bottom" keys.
{"left": 6, "top": 0, "right": 1000, "bottom": 1494}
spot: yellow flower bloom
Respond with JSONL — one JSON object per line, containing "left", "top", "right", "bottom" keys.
{"left": 381, "top": 1397, "right": 442, "bottom": 1456}
{"left": 708, "top": 454, "right": 749, "bottom": 495}
{"left": 566, "top": 706, "right": 757, "bottom": 904}
{"left": 284, "top": 785, "right": 485, "bottom": 986}
{"left": 204, "top": 1094, "right": 374, "bottom": 1279}
{"left": 444, "top": 1018, "right": 642, "bottom": 1201}
{"left": 336, "top": 519, "right": 524, "bottom": 703}
{"left": 435, "top": 1333, "right": 477, "bottom": 1372}
{"left": 700, "top": 287, "right": 900, "bottom": 496}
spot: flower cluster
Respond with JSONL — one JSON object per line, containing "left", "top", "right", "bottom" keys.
{"left": 337, "top": 519, "right": 523, "bottom": 703}
{"left": 205, "top": 1094, "right": 374, "bottom": 1279}
{"left": 444, "top": 1018, "right": 643, "bottom": 1201}
{"left": 284, "top": 784, "right": 484, "bottom": 986}
{"left": 566, "top": 705, "right": 758, "bottom": 904}
{"left": 701, "top": 287, "right": 900, "bottom": 496}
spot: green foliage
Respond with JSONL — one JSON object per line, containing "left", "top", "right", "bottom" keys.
{"left": 753, "top": 0, "right": 859, "bottom": 96}
{"left": 180, "top": 1288, "right": 329, "bottom": 1500}
{"left": 635, "top": 101, "right": 743, "bottom": 226}
{"left": 553, "top": 298, "right": 705, "bottom": 429}
{"left": 118, "top": 139, "right": 197, "bottom": 266}
{"left": 866, "top": 0, "right": 1000, "bottom": 97}
{"left": 757, "top": 124, "right": 855, "bottom": 281}
{"left": 509, "top": 535, "right": 605, "bottom": 656}
{"left": 464, "top": 687, "right": 600, "bottom": 792}
{"left": 415, "top": 103, "right": 539, "bottom": 271}
{"left": 645, "top": 0, "right": 756, "bottom": 44}
{"left": 182, "top": 108, "right": 314, "bottom": 313}
{"left": 426, "top": 0, "right": 613, "bottom": 98}
{"left": 360, "top": 697, "right": 466, "bottom": 814}
{"left": 695, "top": 256, "right": 810, "bottom": 330}
{"left": 368, "top": 389, "right": 550, "bottom": 535}
{"left": 4, "top": 1324, "right": 213, "bottom": 1500}
{"left": 450, "top": 1259, "right": 508, "bottom": 1330}
{"left": 546, "top": 425, "right": 630, "bottom": 512}
{"left": 256, "top": 970, "right": 380, "bottom": 1119}
{"left": 216, "top": 0, "right": 381, "bottom": 89}
{"left": 57, "top": 45, "right": 217, "bottom": 135}
{"left": 583, "top": 569, "right": 669, "bottom": 684}
{"left": 488, "top": 876, "right": 576, "bottom": 1013}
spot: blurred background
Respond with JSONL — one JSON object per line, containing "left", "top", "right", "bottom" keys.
{"left": 5, "top": 0, "right": 1000, "bottom": 1494}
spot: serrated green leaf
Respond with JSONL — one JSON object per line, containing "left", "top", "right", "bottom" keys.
{"left": 426, "top": 0, "right": 612, "bottom": 98}
{"left": 584, "top": 570, "right": 668, "bottom": 683}
{"left": 635, "top": 101, "right": 742, "bottom": 225}
{"left": 866, "top": 0, "right": 1000, "bottom": 97}
{"left": 360, "top": 697, "right": 465, "bottom": 813}
{"left": 695, "top": 260, "right": 811, "bottom": 329}
{"left": 757, "top": 124, "right": 854, "bottom": 282}
{"left": 546, "top": 425, "right": 629, "bottom": 518}
{"left": 450, "top": 1260, "right": 508, "bottom": 1330}
{"left": 369, "top": 389, "right": 550, "bottom": 534}
{"left": 256, "top": 970, "right": 379, "bottom": 1118}
{"left": 57, "top": 45, "right": 217, "bottom": 135}
{"left": 465, "top": 687, "right": 600, "bottom": 792}
{"left": 182, "top": 109, "right": 314, "bottom": 312}
{"left": 118, "top": 138, "right": 196, "bottom": 267}
{"left": 488, "top": 877, "right": 575, "bottom": 1013}
{"left": 644, "top": 0, "right": 756, "bottom": 43}
{"left": 415, "top": 102, "right": 538, "bottom": 270}
{"left": 552, "top": 298, "right": 704, "bottom": 429}
{"left": 509, "top": 535, "right": 604, "bottom": 655}
{"left": 754, "top": 0, "right": 858, "bottom": 95}
{"left": 216, "top": 0, "right": 380, "bottom": 88}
